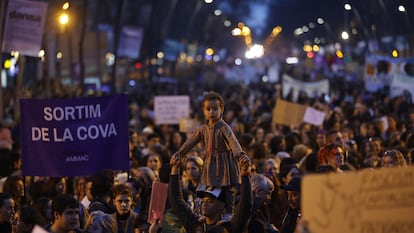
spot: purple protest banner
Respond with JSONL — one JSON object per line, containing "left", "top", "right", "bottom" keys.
{"left": 19, "top": 94, "right": 130, "bottom": 177}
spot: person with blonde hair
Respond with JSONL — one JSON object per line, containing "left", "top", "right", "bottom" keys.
{"left": 381, "top": 149, "right": 407, "bottom": 167}
{"left": 84, "top": 211, "right": 117, "bottom": 233}
{"left": 183, "top": 155, "right": 204, "bottom": 194}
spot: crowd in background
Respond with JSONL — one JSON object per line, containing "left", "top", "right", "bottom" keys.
{"left": 0, "top": 71, "right": 414, "bottom": 233}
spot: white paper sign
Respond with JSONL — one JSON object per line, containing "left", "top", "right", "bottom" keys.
{"left": 154, "top": 96, "right": 190, "bottom": 125}
{"left": 303, "top": 107, "right": 326, "bottom": 126}
{"left": 2, "top": 0, "right": 48, "bottom": 57}
{"left": 282, "top": 74, "right": 329, "bottom": 101}
{"left": 32, "top": 225, "right": 49, "bottom": 233}
{"left": 390, "top": 73, "right": 414, "bottom": 103}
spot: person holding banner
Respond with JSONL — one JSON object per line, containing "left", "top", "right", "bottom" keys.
{"left": 171, "top": 91, "right": 250, "bottom": 222}
{"left": 168, "top": 153, "right": 252, "bottom": 233}
{"left": 89, "top": 170, "right": 115, "bottom": 214}
{"left": 2, "top": 176, "right": 26, "bottom": 210}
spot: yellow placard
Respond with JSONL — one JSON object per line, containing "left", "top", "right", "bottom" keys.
{"left": 272, "top": 98, "right": 306, "bottom": 126}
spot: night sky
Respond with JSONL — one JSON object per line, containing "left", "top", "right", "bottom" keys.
{"left": 213, "top": 0, "right": 414, "bottom": 42}
{"left": 45, "top": 0, "right": 414, "bottom": 58}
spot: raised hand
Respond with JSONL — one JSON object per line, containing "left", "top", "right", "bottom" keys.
{"left": 170, "top": 153, "right": 181, "bottom": 175}
{"left": 238, "top": 153, "right": 251, "bottom": 174}
{"left": 170, "top": 152, "right": 180, "bottom": 166}
{"left": 239, "top": 152, "right": 251, "bottom": 166}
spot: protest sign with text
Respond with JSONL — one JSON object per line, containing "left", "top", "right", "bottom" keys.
{"left": 20, "top": 94, "right": 129, "bottom": 176}
{"left": 154, "top": 95, "right": 190, "bottom": 125}
{"left": 2, "top": 0, "right": 48, "bottom": 57}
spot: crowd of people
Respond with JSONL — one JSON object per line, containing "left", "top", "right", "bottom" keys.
{"left": 0, "top": 72, "right": 414, "bottom": 233}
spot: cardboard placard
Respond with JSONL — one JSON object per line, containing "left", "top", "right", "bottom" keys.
{"left": 302, "top": 167, "right": 414, "bottom": 233}
{"left": 273, "top": 99, "right": 306, "bottom": 126}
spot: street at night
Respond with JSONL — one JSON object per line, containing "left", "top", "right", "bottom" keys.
{"left": 0, "top": 1, "right": 414, "bottom": 233}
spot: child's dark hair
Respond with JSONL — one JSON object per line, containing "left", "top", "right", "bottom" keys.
{"left": 202, "top": 91, "right": 224, "bottom": 108}
{"left": 52, "top": 194, "right": 79, "bottom": 215}
{"left": 18, "top": 205, "right": 43, "bottom": 226}
{"left": 112, "top": 184, "right": 133, "bottom": 198}
{"left": 91, "top": 169, "right": 114, "bottom": 198}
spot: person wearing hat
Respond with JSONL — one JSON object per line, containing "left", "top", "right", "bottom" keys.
{"left": 168, "top": 153, "right": 252, "bottom": 233}
{"left": 279, "top": 177, "right": 301, "bottom": 233}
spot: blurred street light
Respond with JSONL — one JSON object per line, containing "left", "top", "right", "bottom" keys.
{"left": 241, "top": 26, "right": 251, "bottom": 36}
{"left": 294, "top": 28, "right": 304, "bottom": 36}
{"left": 271, "top": 26, "right": 282, "bottom": 36}
{"left": 336, "top": 50, "right": 344, "bottom": 59}
{"left": 38, "top": 50, "right": 45, "bottom": 62}
{"left": 38, "top": 50, "right": 45, "bottom": 57}
{"left": 286, "top": 57, "right": 298, "bottom": 64}
{"left": 264, "top": 26, "right": 282, "bottom": 51}
{"left": 309, "top": 22, "right": 315, "bottom": 29}
{"left": 317, "top": 18, "right": 324, "bottom": 25}
{"left": 56, "top": 2, "right": 74, "bottom": 81}
{"left": 232, "top": 28, "right": 241, "bottom": 36}
{"left": 156, "top": 51, "right": 164, "bottom": 59}
{"left": 231, "top": 22, "right": 253, "bottom": 47}
{"left": 303, "top": 44, "right": 312, "bottom": 52}
{"left": 398, "top": 4, "right": 411, "bottom": 29}
{"left": 234, "top": 58, "right": 242, "bottom": 65}
{"left": 59, "top": 13, "right": 69, "bottom": 25}
{"left": 205, "top": 48, "right": 214, "bottom": 56}
{"left": 245, "top": 44, "right": 264, "bottom": 59}
{"left": 62, "top": 2, "right": 70, "bottom": 10}
{"left": 397, "top": 4, "right": 412, "bottom": 56}
{"left": 4, "top": 60, "right": 11, "bottom": 69}
{"left": 341, "top": 31, "right": 349, "bottom": 40}
{"left": 392, "top": 49, "right": 399, "bottom": 57}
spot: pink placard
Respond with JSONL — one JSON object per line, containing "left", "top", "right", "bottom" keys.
{"left": 147, "top": 181, "right": 168, "bottom": 224}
